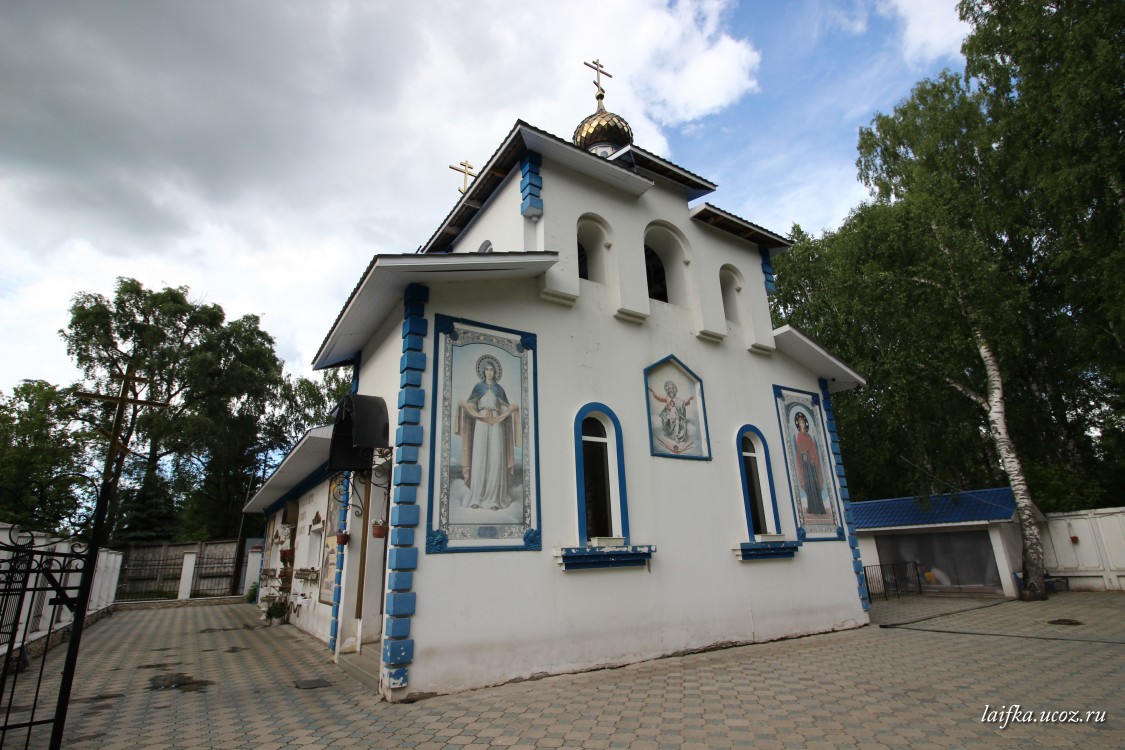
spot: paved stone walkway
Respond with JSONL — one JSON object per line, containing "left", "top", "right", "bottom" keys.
{"left": 19, "top": 593, "right": 1125, "bottom": 748}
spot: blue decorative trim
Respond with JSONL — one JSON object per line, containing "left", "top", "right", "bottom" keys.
{"left": 523, "top": 528, "right": 541, "bottom": 551}
{"left": 759, "top": 248, "right": 777, "bottom": 294}
{"left": 387, "top": 571, "right": 413, "bottom": 591}
{"left": 558, "top": 545, "right": 655, "bottom": 571}
{"left": 391, "top": 504, "right": 420, "bottom": 526}
{"left": 819, "top": 379, "right": 869, "bottom": 611}
{"left": 383, "top": 638, "right": 414, "bottom": 665}
{"left": 327, "top": 359, "right": 362, "bottom": 652}
{"left": 380, "top": 283, "right": 429, "bottom": 687}
{"left": 388, "top": 546, "right": 418, "bottom": 570}
{"left": 573, "top": 403, "right": 631, "bottom": 544}
{"left": 520, "top": 151, "right": 544, "bottom": 218}
{"left": 385, "top": 592, "right": 416, "bottom": 617}
{"left": 737, "top": 540, "right": 799, "bottom": 560}
{"left": 425, "top": 529, "right": 448, "bottom": 553}
{"left": 643, "top": 354, "right": 713, "bottom": 461}
{"left": 383, "top": 667, "right": 409, "bottom": 689}
{"left": 734, "top": 425, "right": 785, "bottom": 539}
{"left": 385, "top": 617, "right": 411, "bottom": 638}
{"left": 328, "top": 470, "right": 350, "bottom": 652}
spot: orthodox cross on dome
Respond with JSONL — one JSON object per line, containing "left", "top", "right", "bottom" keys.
{"left": 584, "top": 58, "right": 613, "bottom": 106}
{"left": 448, "top": 159, "right": 478, "bottom": 194}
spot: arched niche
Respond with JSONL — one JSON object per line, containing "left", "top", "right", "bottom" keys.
{"left": 643, "top": 222, "right": 691, "bottom": 306}
{"left": 719, "top": 264, "right": 745, "bottom": 325}
{"left": 576, "top": 214, "right": 612, "bottom": 283}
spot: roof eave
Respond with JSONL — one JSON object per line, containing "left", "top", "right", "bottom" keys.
{"left": 244, "top": 425, "right": 333, "bottom": 514}
{"left": 418, "top": 121, "right": 653, "bottom": 257}
{"left": 609, "top": 145, "right": 717, "bottom": 201}
{"left": 690, "top": 203, "right": 791, "bottom": 252}
{"left": 312, "top": 253, "right": 559, "bottom": 370}
{"left": 772, "top": 324, "right": 865, "bottom": 393}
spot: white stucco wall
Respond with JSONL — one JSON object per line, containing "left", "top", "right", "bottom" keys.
{"left": 287, "top": 483, "right": 336, "bottom": 643}
{"left": 450, "top": 167, "right": 525, "bottom": 256}
{"left": 344, "top": 143, "right": 867, "bottom": 698}
{"left": 383, "top": 272, "right": 864, "bottom": 696}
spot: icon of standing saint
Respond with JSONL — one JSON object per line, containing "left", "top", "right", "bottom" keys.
{"left": 455, "top": 354, "right": 520, "bottom": 511}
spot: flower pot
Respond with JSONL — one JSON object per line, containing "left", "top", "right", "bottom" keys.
{"left": 372, "top": 524, "right": 388, "bottom": 539}
{"left": 336, "top": 532, "right": 350, "bottom": 546}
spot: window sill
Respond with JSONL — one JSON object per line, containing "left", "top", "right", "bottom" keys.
{"left": 734, "top": 540, "right": 799, "bottom": 561}
{"left": 556, "top": 544, "right": 656, "bottom": 571}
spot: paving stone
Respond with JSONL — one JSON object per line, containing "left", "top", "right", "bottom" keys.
{"left": 28, "top": 593, "right": 1121, "bottom": 749}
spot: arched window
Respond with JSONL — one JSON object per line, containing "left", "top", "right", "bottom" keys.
{"left": 737, "top": 425, "right": 781, "bottom": 537}
{"left": 580, "top": 417, "right": 611, "bottom": 538}
{"left": 574, "top": 404, "right": 629, "bottom": 544}
{"left": 577, "top": 241, "right": 590, "bottom": 281}
{"left": 644, "top": 246, "right": 669, "bottom": 303}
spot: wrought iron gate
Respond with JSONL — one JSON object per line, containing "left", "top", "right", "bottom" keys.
{"left": 862, "top": 561, "right": 925, "bottom": 601}
{"left": 0, "top": 361, "right": 153, "bottom": 747}
{"left": 0, "top": 527, "right": 92, "bottom": 748}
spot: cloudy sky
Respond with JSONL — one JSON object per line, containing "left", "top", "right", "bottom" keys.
{"left": 0, "top": 0, "right": 968, "bottom": 394}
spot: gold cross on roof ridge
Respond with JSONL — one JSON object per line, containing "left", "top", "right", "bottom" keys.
{"left": 448, "top": 159, "right": 478, "bottom": 195}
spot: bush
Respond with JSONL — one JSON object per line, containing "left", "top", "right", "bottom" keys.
{"left": 266, "top": 601, "right": 288, "bottom": 620}
{"left": 245, "top": 581, "right": 258, "bottom": 603}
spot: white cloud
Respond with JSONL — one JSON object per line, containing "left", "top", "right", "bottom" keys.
{"left": 827, "top": 2, "right": 870, "bottom": 35}
{"left": 0, "top": 0, "right": 762, "bottom": 393}
{"left": 878, "top": 0, "right": 969, "bottom": 65}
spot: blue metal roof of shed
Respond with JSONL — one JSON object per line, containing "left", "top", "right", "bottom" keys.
{"left": 852, "top": 487, "right": 1016, "bottom": 529}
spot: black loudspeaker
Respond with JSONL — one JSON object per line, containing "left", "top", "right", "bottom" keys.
{"left": 328, "top": 394, "right": 389, "bottom": 471}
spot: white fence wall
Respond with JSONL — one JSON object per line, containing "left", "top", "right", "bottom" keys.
{"left": 1042, "top": 507, "right": 1125, "bottom": 591}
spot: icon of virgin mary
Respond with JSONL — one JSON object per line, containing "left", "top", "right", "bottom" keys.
{"left": 454, "top": 354, "right": 521, "bottom": 510}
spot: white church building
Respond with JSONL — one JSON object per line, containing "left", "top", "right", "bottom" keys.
{"left": 246, "top": 75, "right": 870, "bottom": 701}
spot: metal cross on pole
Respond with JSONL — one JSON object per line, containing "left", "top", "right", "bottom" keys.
{"left": 48, "top": 363, "right": 169, "bottom": 748}
{"left": 584, "top": 58, "right": 613, "bottom": 99}
{"left": 448, "top": 160, "right": 478, "bottom": 195}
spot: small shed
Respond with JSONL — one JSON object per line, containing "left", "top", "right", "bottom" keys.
{"left": 853, "top": 488, "right": 1022, "bottom": 598}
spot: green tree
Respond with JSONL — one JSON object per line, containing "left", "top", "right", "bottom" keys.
{"left": 0, "top": 380, "right": 96, "bottom": 533}
{"left": 773, "top": 226, "right": 1006, "bottom": 504}
{"left": 774, "top": 1, "right": 1121, "bottom": 601}
{"left": 265, "top": 367, "right": 354, "bottom": 455}
{"left": 62, "top": 278, "right": 284, "bottom": 545}
{"left": 960, "top": 0, "right": 1125, "bottom": 368}
{"left": 777, "top": 73, "right": 1052, "bottom": 598}
{"left": 959, "top": 0, "right": 1125, "bottom": 504}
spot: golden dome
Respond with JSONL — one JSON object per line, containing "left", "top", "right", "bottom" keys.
{"left": 573, "top": 97, "right": 633, "bottom": 154}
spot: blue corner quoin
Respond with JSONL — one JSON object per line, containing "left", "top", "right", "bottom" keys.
{"left": 819, "top": 378, "right": 870, "bottom": 611}
{"left": 383, "top": 283, "right": 429, "bottom": 689}
{"left": 520, "top": 151, "right": 544, "bottom": 218}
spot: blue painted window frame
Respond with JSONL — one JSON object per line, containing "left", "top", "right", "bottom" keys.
{"left": 736, "top": 425, "right": 782, "bottom": 537}
{"left": 735, "top": 425, "right": 798, "bottom": 561}
{"left": 574, "top": 403, "right": 629, "bottom": 544}
{"left": 561, "top": 404, "right": 655, "bottom": 571}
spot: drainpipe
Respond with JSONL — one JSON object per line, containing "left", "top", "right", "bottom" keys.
{"left": 329, "top": 358, "right": 361, "bottom": 653}
{"left": 328, "top": 471, "right": 350, "bottom": 653}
